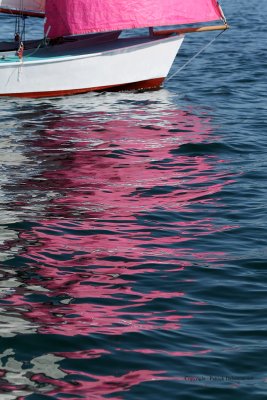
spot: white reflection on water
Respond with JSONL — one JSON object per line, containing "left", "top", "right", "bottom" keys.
{"left": 0, "top": 350, "right": 65, "bottom": 398}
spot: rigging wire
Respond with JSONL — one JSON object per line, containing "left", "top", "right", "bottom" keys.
{"left": 14, "top": 0, "right": 26, "bottom": 42}
{"left": 166, "top": 29, "right": 226, "bottom": 82}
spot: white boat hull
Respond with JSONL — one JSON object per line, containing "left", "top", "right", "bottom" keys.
{"left": 0, "top": 35, "right": 184, "bottom": 97}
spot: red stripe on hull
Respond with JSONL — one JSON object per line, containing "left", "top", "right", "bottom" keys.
{"left": 1, "top": 78, "right": 165, "bottom": 98}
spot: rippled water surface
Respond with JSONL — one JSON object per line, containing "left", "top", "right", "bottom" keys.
{"left": 0, "top": 1, "right": 266, "bottom": 399}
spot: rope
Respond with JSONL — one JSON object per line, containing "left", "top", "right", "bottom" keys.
{"left": 166, "top": 30, "right": 226, "bottom": 82}
{"left": 24, "top": 39, "right": 46, "bottom": 58}
{"left": 24, "top": 26, "right": 51, "bottom": 58}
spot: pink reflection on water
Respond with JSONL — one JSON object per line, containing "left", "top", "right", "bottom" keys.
{"left": 24, "top": 303, "right": 189, "bottom": 336}
{"left": 1, "top": 105, "right": 233, "bottom": 398}
{"left": 31, "top": 369, "right": 168, "bottom": 400}
{"left": 118, "top": 348, "right": 212, "bottom": 357}
{"left": 55, "top": 349, "right": 111, "bottom": 359}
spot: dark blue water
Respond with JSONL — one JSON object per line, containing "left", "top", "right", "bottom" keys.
{"left": 0, "top": 1, "right": 266, "bottom": 399}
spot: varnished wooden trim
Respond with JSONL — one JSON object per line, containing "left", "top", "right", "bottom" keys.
{"left": 0, "top": 7, "right": 44, "bottom": 18}
{"left": 154, "top": 24, "right": 229, "bottom": 36}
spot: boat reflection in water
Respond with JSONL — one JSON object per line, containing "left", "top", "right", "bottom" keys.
{"left": 0, "top": 91, "right": 234, "bottom": 399}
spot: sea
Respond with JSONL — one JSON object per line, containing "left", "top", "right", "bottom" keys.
{"left": 0, "top": 0, "right": 266, "bottom": 399}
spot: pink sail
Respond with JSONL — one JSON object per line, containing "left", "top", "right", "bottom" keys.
{"left": 45, "top": 0, "right": 224, "bottom": 39}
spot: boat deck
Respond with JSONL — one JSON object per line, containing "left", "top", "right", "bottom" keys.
{"left": 0, "top": 36, "right": 169, "bottom": 65}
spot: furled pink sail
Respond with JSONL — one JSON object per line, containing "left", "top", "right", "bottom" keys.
{"left": 45, "top": 0, "right": 224, "bottom": 39}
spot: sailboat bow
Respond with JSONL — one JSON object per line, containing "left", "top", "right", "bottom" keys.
{"left": 0, "top": 0, "right": 228, "bottom": 97}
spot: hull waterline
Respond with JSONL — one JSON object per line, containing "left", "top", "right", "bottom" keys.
{"left": 0, "top": 78, "right": 165, "bottom": 98}
{"left": 0, "top": 35, "right": 184, "bottom": 98}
